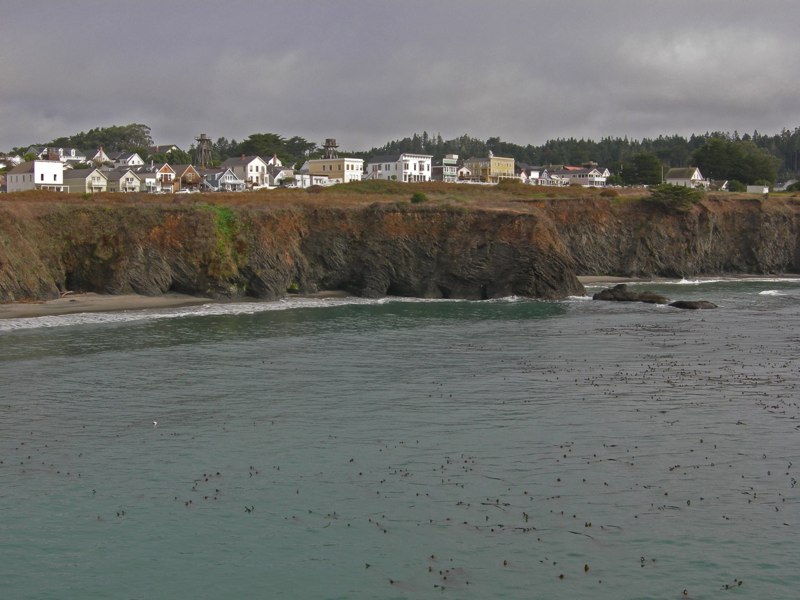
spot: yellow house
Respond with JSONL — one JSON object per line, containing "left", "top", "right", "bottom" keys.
{"left": 303, "top": 157, "right": 363, "bottom": 184}
{"left": 463, "top": 152, "right": 515, "bottom": 183}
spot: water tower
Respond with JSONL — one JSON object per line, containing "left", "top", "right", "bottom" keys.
{"left": 323, "top": 138, "right": 339, "bottom": 160}
{"left": 195, "top": 133, "right": 212, "bottom": 168}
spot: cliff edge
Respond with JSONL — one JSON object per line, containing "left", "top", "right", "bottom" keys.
{"left": 1, "top": 186, "right": 798, "bottom": 304}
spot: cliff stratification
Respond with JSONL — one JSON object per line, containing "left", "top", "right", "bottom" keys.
{"left": 0, "top": 196, "right": 583, "bottom": 302}
{"left": 1, "top": 189, "right": 798, "bottom": 304}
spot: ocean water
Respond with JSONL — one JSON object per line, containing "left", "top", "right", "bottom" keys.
{"left": 1, "top": 278, "right": 799, "bottom": 599}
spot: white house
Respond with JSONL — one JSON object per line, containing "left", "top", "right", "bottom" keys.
{"left": 293, "top": 171, "right": 331, "bottom": 188}
{"left": 551, "top": 166, "right": 608, "bottom": 187}
{"left": 88, "top": 147, "right": 113, "bottom": 166}
{"left": 6, "top": 160, "right": 67, "bottom": 192}
{"left": 27, "top": 146, "right": 86, "bottom": 164}
{"left": 665, "top": 167, "right": 709, "bottom": 189}
{"left": 365, "top": 153, "right": 433, "bottom": 182}
{"left": 113, "top": 152, "right": 145, "bottom": 168}
{"left": 63, "top": 168, "right": 108, "bottom": 194}
{"left": 220, "top": 155, "right": 269, "bottom": 188}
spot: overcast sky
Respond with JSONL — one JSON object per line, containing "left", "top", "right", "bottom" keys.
{"left": 2, "top": 0, "right": 798, "bottom": 153}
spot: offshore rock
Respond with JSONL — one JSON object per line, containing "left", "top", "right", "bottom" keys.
{"left": 669, "top": 300, "right": 718, "bottom": 310}
{"left": 592, "top": 284, "right": 670, "bottom": 304}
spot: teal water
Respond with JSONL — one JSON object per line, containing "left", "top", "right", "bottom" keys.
{"left": 1, "top": 280, "right": 799, "bottom": 599}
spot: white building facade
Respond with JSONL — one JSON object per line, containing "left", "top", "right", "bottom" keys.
{"left": 366, "top": 153, "right": 433, "bottom": 182}
{"left": 6, "top": 160, "right": 67, "bottom": 192}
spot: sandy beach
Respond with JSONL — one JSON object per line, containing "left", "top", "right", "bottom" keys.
{"left": 0, "top": 292, "right": 213, "bottom": 320}
{"left": 0, "top": 290, "right": 358, "bottom": 320}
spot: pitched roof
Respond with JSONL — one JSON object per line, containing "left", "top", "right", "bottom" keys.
{"left": 665, "top": 167, "right": 700, "bottom": 179}
{"left": 221, "top": 155, "right": 264, "bottom": 167}
{"left": 7, "top": 161, "right": 35, "bottom": 174}
{"left": 63, "top": 168, "right": 106, "bottom": 179}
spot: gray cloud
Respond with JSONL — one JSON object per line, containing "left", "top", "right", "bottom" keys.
{"left": 2, "top": 0, "right": 798, "bottom": 152}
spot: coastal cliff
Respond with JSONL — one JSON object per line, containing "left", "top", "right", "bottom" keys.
{"left": 1, "top": 185, "right": 799, "bottom": 303}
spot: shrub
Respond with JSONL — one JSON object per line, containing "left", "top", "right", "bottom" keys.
{"left": 599, "top": 188, "right": 619, "bottom": 198}
{"left": 727, "top": 180, "right": 746, "bottom": 192}
{"left": 646, "top": 184, "right": 703, "bottom": 212}
{"left": 410, "top": 192, "right": 427, "bottom": 204}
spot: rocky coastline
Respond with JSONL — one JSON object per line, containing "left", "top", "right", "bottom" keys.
{"left": 1, "top": 188, "right": 799, "bottom": 307}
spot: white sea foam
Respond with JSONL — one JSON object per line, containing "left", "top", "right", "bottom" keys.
{"left": 0, "top": 295, "right": 528, "bottom": 332}
{"left": 759, "top": 289, "right": 784, "bottom": 296}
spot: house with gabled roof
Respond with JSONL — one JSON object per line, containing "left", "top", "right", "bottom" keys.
{"left": 63, "top": 168, "right": 108, "bottom": 194}
{"left": 88, "top": 146, "right": 113, "bottom": 166}
{"left": 171, "top": 164, "right": 202, "bottom": 192}
{"left": 148, "top": 144, "right": 182, "bottom": 156}
{"left": 199, "top": 168, "right": 246, "bottom": 192}
{"left": 105, "top": 167, "right": 142, "bottom": 193}
{"left": 26, "top": 146, "right": 87, "bottom": 164}
{"left": 220, "top": 155, "right": 269, "bottom": 188}
{"left": 665, "top": 167, "right": 708, "bottom": 189}
{"left": 134, "top": 163, "right": 175, "bottom": 193}
{"left": 112, "top": 152, "right": 144, "bottom": 168}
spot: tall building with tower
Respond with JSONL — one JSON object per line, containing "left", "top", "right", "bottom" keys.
{"left": 302, "top": 138, "right": 363, "bottom": 184}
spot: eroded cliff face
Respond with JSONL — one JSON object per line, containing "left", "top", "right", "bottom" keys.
{"left": 0, "top": 199, "right": 583, "bottom": 302}
{"left": 1, "top": 194, "right": 798, "bottom": 304}
{"left": 546, "top": 196, "right": 800, "bottom": 277}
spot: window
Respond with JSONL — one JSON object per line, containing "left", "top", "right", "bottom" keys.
{"left": 41, "top": 173, "right": 44, "bottom": 181}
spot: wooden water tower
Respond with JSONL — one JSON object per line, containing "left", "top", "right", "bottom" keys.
{"left": 323, "top": 138, "right": 339, "bottom": 159}
{"left": 195, "top": 133, "right": 212, "bottom": 168}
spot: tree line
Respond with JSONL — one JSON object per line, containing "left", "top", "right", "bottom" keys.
{"left": 10, "top": 123, "right": 800, "bottom": 186}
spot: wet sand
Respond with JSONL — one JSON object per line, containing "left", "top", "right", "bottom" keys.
{"left": 0, "top": 292, "right": 213, "bottom": 320}
{"left": 0, "top": 290, "right": 354, "bottom": 320}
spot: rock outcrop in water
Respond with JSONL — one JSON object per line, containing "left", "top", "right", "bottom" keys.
{"left": 669, "top": 300, "right": 718, "bottom": 310}
{"left": 592, "top": 284, "right": 669, "bottom": 304}
{"left": 1, "top": 188, "right": 798, "bottom": 304}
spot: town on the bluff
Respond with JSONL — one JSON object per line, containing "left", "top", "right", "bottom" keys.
{"left": 0, "top": 135, "right": 760, "bottom": 195}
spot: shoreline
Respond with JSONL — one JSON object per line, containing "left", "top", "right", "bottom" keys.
{"left": 2, "top": 276, "right": 798, "bottom": 320}
{"left": 0, "top": 290, "right": 354, "bottom": 321}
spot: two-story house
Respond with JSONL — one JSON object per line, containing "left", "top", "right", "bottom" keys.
{"left": 302, "top": 157, "right": 364, "bottom": 184}
{"left": 220, "top": 155, "right": 269, "bottom": 188}
{"left": 63, "top": 168, "right": 108, "bottom": 194}
{"left": 365, "top": 153, "right": 433, "bottom": 182}
{"left": 105, "top": 168, "right": 142, "bottom": 193}
{"left": 6, "top": 160, "right": 67, "bottom": 192}
{"left": 462, "top": 153, "right": 516, "bottom": 183}
{"left": 432, "top": 154, "right": 459, "bottom": 183}
{"left": 199, "top": 168, "right": 246, "bottom": 192}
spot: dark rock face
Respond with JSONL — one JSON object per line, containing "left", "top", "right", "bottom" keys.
{"left": 592, "top": 284, "right": 670, "bottom": 304}
{"left": 669, "top": 300, "right": 718, "bottom": 309}
{"left": 2, "top": 194, "right": 799, "bottom": 304}
{"left": 0, "top": 202, "right": 585, "bottom": 302}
